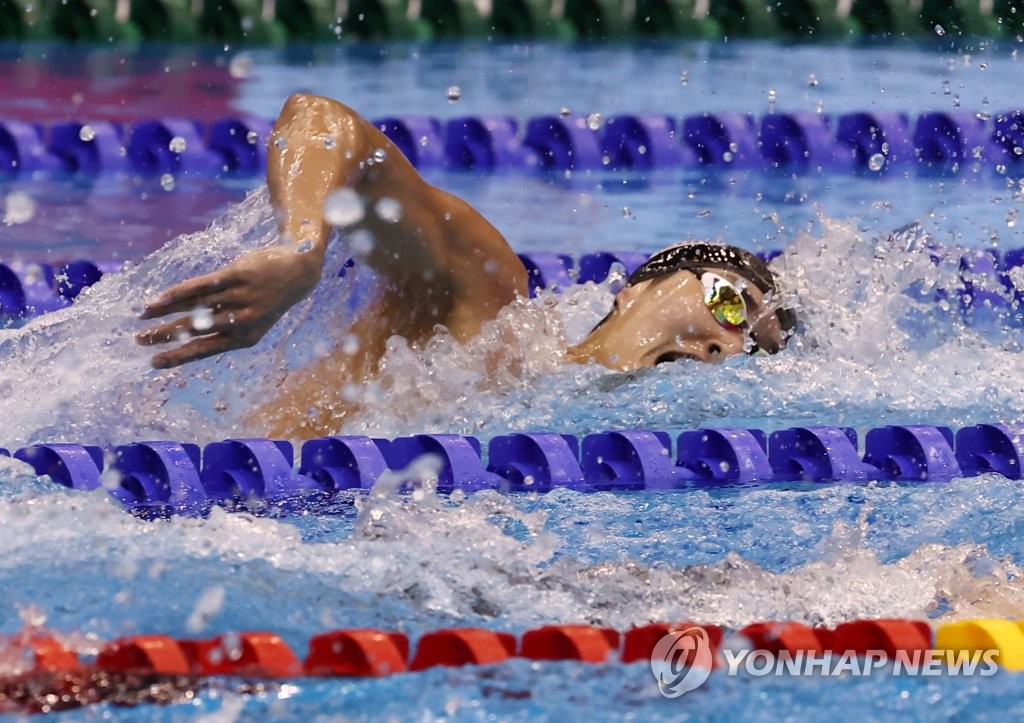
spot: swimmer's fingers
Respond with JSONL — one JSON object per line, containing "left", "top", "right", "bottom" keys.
{"left": 150, "top": 334, "right": 239, "bottom": 369}
{"left": 139, "top": 272, "right": 240, "bottom": 320}
{"left": 136, "top": 317, "right": 192, "bottom": 346}
{"left": 136, "top": 308, "right": 251, "bottom": 346}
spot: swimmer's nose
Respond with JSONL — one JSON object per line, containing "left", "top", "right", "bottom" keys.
{"left": 654, "top": 341, "right": 724, "bottom": 365}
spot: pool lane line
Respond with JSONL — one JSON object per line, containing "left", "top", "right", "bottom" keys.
{"left": 3, "top": 423, "right": 1022, "bottom": 515}
{"left": 3, "top": 619, "right": 1021, "bottom": 713}
{"left": 0, "top": 110, "right": 1022, "bottom": 177}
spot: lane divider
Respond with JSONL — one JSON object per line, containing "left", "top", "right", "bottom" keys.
{"left": 0, "top": 110, "right": 1021, "bottom": 177}
{"left": 1, "top": 618, "right": 1019, "bottom": 713}
{"left": 2, "top": 423, "right": 1022, "bottom": 516}
{"left": 0, "top": 259, "right": 121, "bottom": 321}
{"left": 4, "top": 243, "right": 1024, "bottom": 326}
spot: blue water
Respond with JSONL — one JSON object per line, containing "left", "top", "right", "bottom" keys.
{"left": 1, "top": 39, "right": 1024, "bottom": 719}
{"left": 39, "top": 662, "right": 1024, "bottom": 722}
{"left": 4, "top": 169, "right": 1022, "bottom": 262}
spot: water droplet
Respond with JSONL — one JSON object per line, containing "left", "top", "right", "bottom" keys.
{"left": 341, "top": 333, "right": 360, "bottom": 355}
{"left": 622, "top": 206, "right": 632, "bottom": 218}
{"left": 450, "top": 488, "right": 466, "bottom": 503}
{"left": 934, "top": 24, "right": 945, "bottom": 36}
{"left": 78, "top": 125, "right": 95, "bottom": 142}
{"left": 375, "top": 197, "right": 403, "bottom": 223}
{"left": 228, "top": 53, "right": 253, "bottom": 79}
{"left": 323, "top": 188, "right": 365, "bottom": 228}
{"left": 996, "top": 163, "right": 1008, "bottom": 174}
{"left": 22, "top": 263, "right": 43, "bottom": 285}
{"left": 3, "top": 191, "right": 35, "bottom": 225}
{"left": 1015, "top": 146, "right": 1024, "bottom": 156}
{"left": 186, "top": 586, "right": 227, "bottom": 634}
{"left": 446, "top": 85, "right": 461, "bottom": 103}
{"left": 349, "top": 229, "right": 375, "bottom": 256}
{"left": 586, "top": 112, "right": 603, "bottom": 131}
{"left": 559, "top": 106, "right": 571, "bottom": 117}
{"left": 324, "top": 137, "right": 335, "bottom": 149}
{"left": 246, "top": 131, "right": 259, "bottom": 144}
{"left": 221, "top": 632, "right": 243, "bottom": 661}
{"left": 867, "top": 153, "right": 885, "bottom": 171}
{"left": 372, "top": 148, "right": 387, "bottom": 163}
{"left": 698, "top": 209, "right": 711, "bottom": 218}
{"left": 680, "top": 70, "right": 689, "bottom": 85}
{"left": 190, "top": 306, "right": 214, "bottom": 331}
{"left": 100, "top": 467, "right": 122, "bottom": 491}
{"left": 1008, "top": 209, "right": 1018, "bottom": 228}
{"left": 168, "top": 136, "right": 187, "bottom": 154}
{"left": 297, "top": 239, "right": 313, "bottom": 253}
{"left": 806, "top": 73, "right": 818, "bottom": 86}
{"left": 722, "top": 151, "right": 733, "bottom": 163}
{"left": 17, "top": 604, "right": 46, "bottom": 629}
{"left": 160, "top": 173, "right": 175, "bottom": 191}
{"left": 274, "top": 136, "right": 287, "bottom": 150}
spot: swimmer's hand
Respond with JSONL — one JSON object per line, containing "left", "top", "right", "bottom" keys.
{"left": 136, "top": 246, "right": 322, "bottom": 368}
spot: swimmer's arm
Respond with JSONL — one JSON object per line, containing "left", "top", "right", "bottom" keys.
{"left": 266, "top": 94, "right": 373, "bottom": 264}
{"left": 137, "top": 95, "right": 375, "bottom": 368}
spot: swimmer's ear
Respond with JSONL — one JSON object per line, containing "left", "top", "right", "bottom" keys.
{"left": 613, "top": 278, "right": 655, "bottom": 307}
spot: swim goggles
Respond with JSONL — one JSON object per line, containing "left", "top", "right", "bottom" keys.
{"left": 699, "top": 271, "right": 748, "bottom": 332}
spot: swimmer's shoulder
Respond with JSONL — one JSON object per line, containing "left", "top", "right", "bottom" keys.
{"left": 278, "top": 94, "right": 388, "bottom": 155}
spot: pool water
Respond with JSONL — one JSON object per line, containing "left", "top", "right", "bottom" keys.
{"left": 1, "top": 39, "right": 1024, "bottom": 719}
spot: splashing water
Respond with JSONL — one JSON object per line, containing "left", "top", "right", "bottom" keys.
{"left": 0, "top": 191, "right": 1021, "bottom": 446}
{"left": 0, "top": 458, "right": 1021, "bottom": 643}
{"left": 0, "top": 188, "right": 1022, "bottom": 644}
{"left": 0, "top": 187, "right": 363, "bottom": 447}
{"left": 3, "top": 192, "right": 35, "bottom": 226}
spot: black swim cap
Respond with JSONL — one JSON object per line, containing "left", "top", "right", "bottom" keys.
{"left": 627, "top": 242, "right": 797, "bottom": 350}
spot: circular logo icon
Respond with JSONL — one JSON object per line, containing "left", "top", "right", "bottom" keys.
{"left": 649, "top": 627, "right": 713, "bottom": 698}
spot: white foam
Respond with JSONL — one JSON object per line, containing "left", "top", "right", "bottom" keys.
{"left": 0, "top": 476, "right": 1019, "bottom": 633}
{"left": 1, "top": 194, "right": 1020, "bottom": 446}
{"left": 0, "top": 192, "right": 1022, "bottom": 634}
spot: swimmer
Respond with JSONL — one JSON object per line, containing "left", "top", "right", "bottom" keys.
{"left": 137, "top": 94, "right": 796, "bottom": 435}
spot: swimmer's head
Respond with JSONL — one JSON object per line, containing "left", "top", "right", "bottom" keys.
{"left": 567, "top": 241, "right": 797, "bottom": 371}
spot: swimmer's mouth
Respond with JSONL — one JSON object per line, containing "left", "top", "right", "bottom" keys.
{"left": 654, "top": 351, "right": 699, "bottom": 365}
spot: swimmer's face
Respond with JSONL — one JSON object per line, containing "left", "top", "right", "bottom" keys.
{"left": 566, "top": 269, "right": 786, "bottom": 371}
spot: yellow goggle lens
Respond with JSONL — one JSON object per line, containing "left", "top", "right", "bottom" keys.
{"left": 701, "top": 273, "right": 747, "bottom": 329}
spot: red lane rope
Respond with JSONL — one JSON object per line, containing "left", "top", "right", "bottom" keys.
{"left": 0, "top": 619, "right": 968, "bottom": 713}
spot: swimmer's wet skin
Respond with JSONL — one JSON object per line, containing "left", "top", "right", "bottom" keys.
{"left": 137, "top": 93, "right": 795, "bottom": 437}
